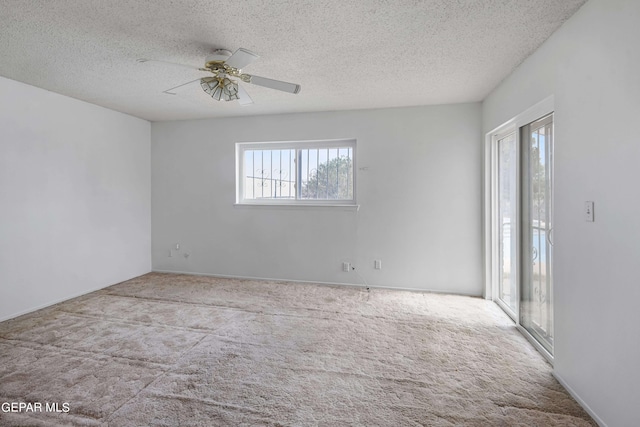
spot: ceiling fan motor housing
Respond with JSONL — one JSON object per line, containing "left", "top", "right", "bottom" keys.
{"left": 205, "top": 49, "right": 233, "bottom": 69}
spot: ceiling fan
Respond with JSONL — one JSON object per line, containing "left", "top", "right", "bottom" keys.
{"left": 137, "top": 48, "right": 301, "bottom": 106}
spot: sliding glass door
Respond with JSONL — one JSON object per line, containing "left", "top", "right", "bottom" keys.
{"left": 490, "top": 111, "right": 554, "bottom": 357}
{"left": 497, "top": 131, "right": 518, "bottom": 315}
{"left": 521, "top": 114, "right": 554, "bottom": 353}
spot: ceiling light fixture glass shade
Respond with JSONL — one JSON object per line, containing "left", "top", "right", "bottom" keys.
{"left": 200, "top": 76, "right": 239, "bottom": 101}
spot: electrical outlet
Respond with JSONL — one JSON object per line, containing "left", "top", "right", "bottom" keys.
{"left": 374, "top": 260, "right": 382, "bottom": 270}
{"left": 342, "top": 262, "right": 350, "bottom": 272}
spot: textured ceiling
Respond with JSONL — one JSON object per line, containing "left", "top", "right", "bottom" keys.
{"left": 0, "top": 0, "right": 587, "bottom": 122}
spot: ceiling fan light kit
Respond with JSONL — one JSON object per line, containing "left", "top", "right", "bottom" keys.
{"left": 140, "top": 48, "right": 300, "bottom": 106}
{"left": 200, "top": 76, "right": 239, "bottom": 101}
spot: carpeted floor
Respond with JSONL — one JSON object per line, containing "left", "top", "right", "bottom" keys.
{"left": 0, "top": 273, "right": 595, "bottom": 426}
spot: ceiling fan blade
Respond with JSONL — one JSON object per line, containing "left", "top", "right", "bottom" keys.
{"left": 137, "top": 58, "right": 207, "bottom": 72}
{"left": 246, "top": 74, "right": 301, "bottom": 94}
{"left": 224, "top": 48, "right": 260, "bottom": 70}
{"left": 162, "top": 78, "right": 202, "bottom": 95}
{"left": 237, "top": 84, "right": 254, "bottom": 106}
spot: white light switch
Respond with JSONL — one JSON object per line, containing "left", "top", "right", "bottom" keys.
{"left": 585, "top": 201, "right": 595, "bottom": 222}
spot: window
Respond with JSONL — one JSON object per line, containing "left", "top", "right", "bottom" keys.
{"left": 236, "top": 139, "right": 356, "bottom": 205}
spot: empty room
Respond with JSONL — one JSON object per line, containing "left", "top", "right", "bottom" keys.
{"left": 0, "top": 0, "right": 638, "bottom": 426}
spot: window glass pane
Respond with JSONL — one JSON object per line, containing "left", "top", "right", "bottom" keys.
{"left": 300, "top": 147, "right": 353, "bottom": 200}
{"left": 243, "top": 149, "right": 295, "bottom": 200}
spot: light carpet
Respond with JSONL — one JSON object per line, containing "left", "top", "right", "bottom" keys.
{"left": 0, "top": 273, "right": 595, "bottom": 426}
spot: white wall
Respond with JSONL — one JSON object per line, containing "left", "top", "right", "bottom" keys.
{"left": 483, "top": 0, "right": 640, "bottom": 425}
{"left": 0, "top": 76, "right": 152, "bottom": 321}
{"left": 152, "top": 103, "right": 482, "bottom": 295}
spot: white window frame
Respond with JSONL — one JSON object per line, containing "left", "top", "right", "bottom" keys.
{"left": 236, "top": 138, "right": 357, "bottom": 206}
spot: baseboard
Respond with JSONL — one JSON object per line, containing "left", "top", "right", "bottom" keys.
{"left": 1, "top": 288, "right": 108, "bottom": 323}
{"left": 553, "top": 371, "right": 607, "bottom": 427}
{"left": 151, "top": 269, "right": 482, "bottom": 298}
{"left": 0, "top": 271, "right": 152, "bottom": 323}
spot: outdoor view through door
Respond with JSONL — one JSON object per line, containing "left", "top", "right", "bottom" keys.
{"left": 493, "top": 112, "right": 554, "bottom": 357}
{"left": 521, "top": 114, "right": 554, "bottom": 354}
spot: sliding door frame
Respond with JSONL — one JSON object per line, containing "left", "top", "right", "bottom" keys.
{"left": 521, "top": 113, "right": 555, "bottom": 354}
{"left": 483, "top": 95, "right": 555, "bottom": 364}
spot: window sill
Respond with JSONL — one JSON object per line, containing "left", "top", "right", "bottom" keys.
{"left": 233, "top": 203, "right": 360, "bottom": 211}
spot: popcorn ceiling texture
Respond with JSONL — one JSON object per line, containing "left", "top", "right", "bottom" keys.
{"left": 0, "top": 273, "right": 595, "bottom": 426}
{"left": 0, "top": 0, "right": 587, "bottom": 121}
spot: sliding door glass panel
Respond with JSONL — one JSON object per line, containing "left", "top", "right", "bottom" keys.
{"left": 497, "top": 132, "right": 518, "bottom": 314}
{"left": 521, "top": 114, "right": 554, "bottom": 354}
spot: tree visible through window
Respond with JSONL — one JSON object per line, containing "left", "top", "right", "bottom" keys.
{"left": 300, "top": 148, "right": 353, "bottom": 200}
{"left": 237, "top": 140, "right": 356, "bottom": 204}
